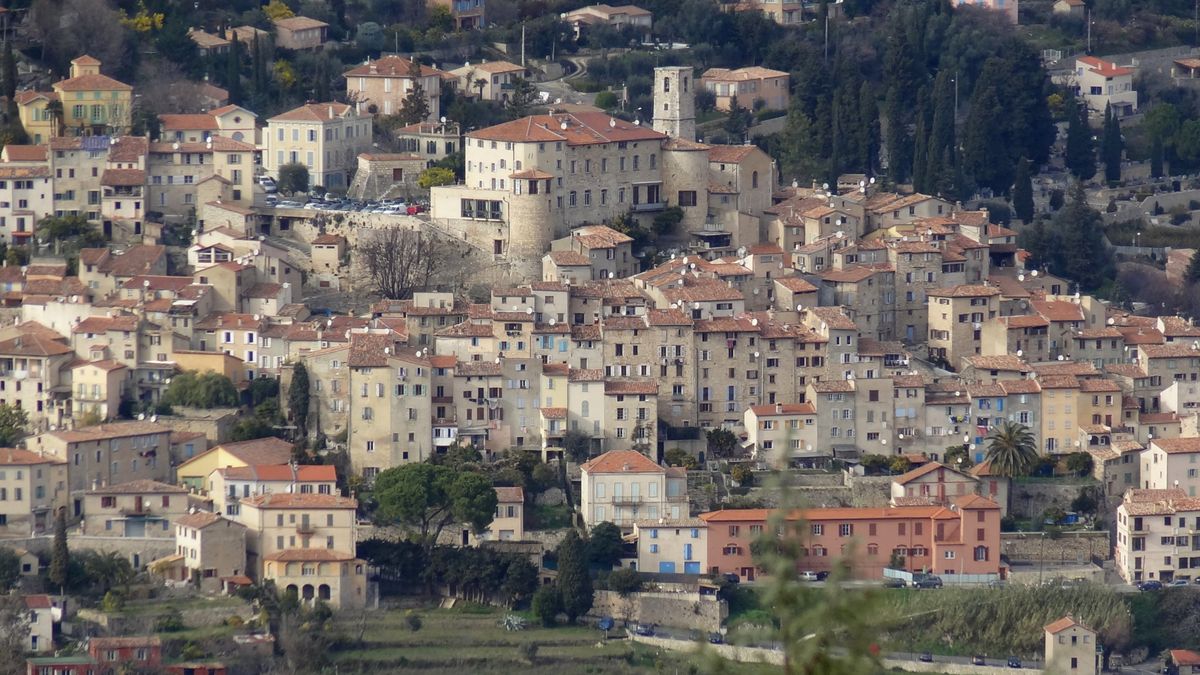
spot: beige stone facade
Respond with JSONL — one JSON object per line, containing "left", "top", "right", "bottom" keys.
{"left": 173, "top": 511, "right": 248, "bottom": 592}
{"left": 82, "top": 480, "right": 188, "bottom": 538}
{"left": 0, "top": 449, "right": 67, "bottom": 537}
{"left": 264, "top": 103, "right": 372, "bottom": 191}
{"left": 345, "top": 56, "right": 443, "bottom": 122}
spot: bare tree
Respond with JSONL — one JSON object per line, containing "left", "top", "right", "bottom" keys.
{"left": 135, "top": 60, "right": 214, "bottom": 116}
{"left": 355, "top": 226, "right": 472, "bottom": 299}
{"left": 0, "top": 593, "right": 30, "bottom": 675}
{"left": 28, "top": 0, "right": 133, "bottom": 79}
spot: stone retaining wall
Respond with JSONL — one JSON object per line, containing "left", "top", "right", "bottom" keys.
{"left": 1001, "top": 531, "right": 1111, "bottom": 563}
{"left": 590, "top": 590, "right": 726, "bottom": 632}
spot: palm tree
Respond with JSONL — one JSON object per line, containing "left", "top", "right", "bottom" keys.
{"left": 984, "top": 421, "right": 1039, "bottom": 478}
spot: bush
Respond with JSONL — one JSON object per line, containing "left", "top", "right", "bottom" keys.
{"left": 155, "top": 608, "right": 185, "bottom": 632}
{"left": 225, "top": 615, "right": 245, "bottom": 627}
{"left": 607, "top": 567, "right": 643, "bottom": 596}
{"left": 730, "top": 464, "right": 753, "bottom": 486}
{"left": 594, "top": 91, "right": 618, "bottom": 109}
{"left": 663, "top": 448, "right": 697, "bottom": 469}
{"left": 532, "top": 584, "right": 562, "bottom": 627}
{"left": 406, "top": 612, "right": 422, "bottom": 632}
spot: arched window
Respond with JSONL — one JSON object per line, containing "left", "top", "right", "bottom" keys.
{"left": 752, "top": 170, "right": 759, "bottom": 189}
{"left": 867, "top": 543, "right": 879, "bottom": 556}
{"left": 974, "top": 545, "right": 989, "bottom": 561}
{"left": 663, "top": 77, "right": 671, "bottom": 92}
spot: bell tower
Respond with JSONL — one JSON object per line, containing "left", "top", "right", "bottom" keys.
{"left": 652, "top": 66, "right": 695, "bottom": 141}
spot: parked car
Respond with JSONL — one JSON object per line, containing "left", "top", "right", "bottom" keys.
{"left": 914, "top": 575, "right": 944, "bottom": 589}
{"left": 972, "top": 655, "right": 986, "bottom": 665}
{"left": 1007, "top": 656, "right": 1022, "bottom": 668}
{"left": 258, "top": 176, "right": 277, "bottom": 193}
{"left": 1138, "top": 580, "right": 1164, "bottom": 591}
{"left": 634, "top": 624, "right": 655, "bottom": 636}
{"left": 918, "top": 652, "right": 933, "bottom": 662}
{"left": 799, "top": 571, "right": 819, "bottom": 581}
{"left": 708, "top": 633, "right": 724, "bottom": 644}
{"left": 407, "top": 203, "right": 425, "bottom": 215}
{"left": 815, "top": 571, "right": 830, "bottom": 581}
{"left": 882, "top": 578, "right": 906, "bottom": 589}
{"left": 597, "top": 617, "right": 614, "bottom": 631}
{"left": 721, "top": 573, "right": 740, "bottom": 585}
{"left": 1169, "top": 578, "right": 1190, "bottom": 587}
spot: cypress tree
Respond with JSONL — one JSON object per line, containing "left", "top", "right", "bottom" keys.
{"left": 884, "top": 85, "right": 910, "bottom": 184}
{"left": 225, "top": 35, "right": 243, "bottom": 105}
{"left": 1102, "top": 103, "right": 1123, "bottom": 184}
{"left": 1, "top": 39, "right": 16, "bottom": 102}
{"left": 1065, "top": 95, "right": 1096, "bottom": 180}
{"left": 962, "top": 85, "right": 1010, "bottom": 194}
{"left": 1152, "top": 134, "right": 1165, "bottom": 179}
{"left": 1012, "top": 157, "right": 1034, "bottom": 223}
{"left": 1186, "top": 251, "right": 1200, "bottom": 284}
{"left": 859, "top": 82, "right": 880, "bottom": 176}
{"left": 927, "top": 70, "right": 955, "bottom": 192}
{"left": 557, "top": 530, "right": 592, "bottom": 623}
{"left": 49, "top": 510, "right": 68, "bottom": 590}
{"left": 912, "top": 109, "right": 929, "bottom": 193}
{"left": 289, "top": 362, "right": 310, "bottom": 437}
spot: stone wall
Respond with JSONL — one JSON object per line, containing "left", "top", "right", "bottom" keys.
{"left": 629, "top": 633, "right": 784, "bottom": 666}
{"left": 78, "top": 600, "right": 254, "bottom": 633}
{"left": 845, "top": 473, "right": 894, "bottom": 507}
{"left": 156, "top": 407, "right": 239, "bottom": 445}
{"left": 880, "top": 659, "right": 1044, "bottom": 675}
{"left": 3, "top": 535, "right": 175, "bottom": 568}
{"left": 1009, "top": 480, "right": 1099, "bottom": 520}
{"left": 1001, "top": 531, "right": 1111, "bottom": 563}
{"left": 590, "top": 590, "right": 727, "bottom": 632}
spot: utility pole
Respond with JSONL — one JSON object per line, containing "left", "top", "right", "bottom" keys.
{"left": 824, "top": 12, "right": 830, "bottom": 63}
{"left": 521, "top": 23, "right": 526, "bottom": 68}
{"left": 1087, "top": 8, "right": 1092, "bottom": 53}
{"left": 954, "top": 71, "right": 959, "bottom": 121}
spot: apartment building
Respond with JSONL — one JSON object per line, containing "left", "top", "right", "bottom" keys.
{"left": 264, "top": 103, "right": 373, "bottom": 190}
{"left": 0, "top": 449, "right": 67, "bottom": 537}
{"left": 0, "top": 165, "right": 51, "bottom": 245}
{"left": 1044, "top": 617, "right": 1101, "bottom": 675}
{"left": 1141, "top": 437, "right": 1200, "bottom": 495}
{"left": 344, "top": 334, "right": 433, "bottom": 478}
{"left": 170, "top": 511, "right": 248, "bottom": 593}
{"left": 345, "top": 56, "right": 443, "bottom": 121}
{"left": 580, "top": 450, "right": 687, "bottom": 529}
{"left": 22, "top": 56, "right": 134, "bottom": 137}
{"left": 81, "top": 480, "right": 188, "bottom": 538}
{"left": 700, "top": 67, "right": 790, "bottom": 112}
{"left": 0, "top": 325, "right": 75, "bottom": 432}
{"left": 634, "top": 518, "right": 707, "bottom": 574}
{"left": 451, "top": 61, "right": 527, "bottom": 103}
{"left": 147, "top": 137, "right": 256, "bottom": 218}
{"left": 1115, "top": 488, "right": 1200, "bottom": 583}
{"left": 478, "top": 486, "right": 524, "bottom": 542}
{"left": 29, "top": 421, "right": 172, "bottom": 513}
{"left": 70, "top": 359, "right": 128, "bottom": 421}
{"left": 743, "top": 402, "right": 820, "bottom": 468}
{"left": 927, "top": 285, "right": 1001, "bottom": 368}
{"left": 890, "top": 462, "right": 979, "bottom": 507}
{"left": 207, "top": 464, "right": 337, "bottom": 518}
{"left": 701, "top": 495, "right": 1002, "bottom": 582}
{"left": 239, "top": 493, "right": 367, "bottom": 608}
{"left": 175, "top": 437, "right": 295, "bottom": 490}
{"left": 273, "top": 16, "right": 329, "bottom": 50}
{"left": 562, "top": 4, "right": 653, "bottom": 39}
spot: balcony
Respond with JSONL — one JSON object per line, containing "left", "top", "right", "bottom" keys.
{"left": 119, "top": 505, "right": 152, "bottom": 516}
{"left": 610, "top": 494, "right": 643, "bottom": 505}
{"left": 297, "top": 523, "right": 316, "bottom": 535}
{"left": 631, "top": 202, "right": 666, "bottom": 213}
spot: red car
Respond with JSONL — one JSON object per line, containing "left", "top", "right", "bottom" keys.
{"left": 406, "top": 204, "right": 425, "bottom": 215}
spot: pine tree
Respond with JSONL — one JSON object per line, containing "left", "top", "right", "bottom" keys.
{"left": 927, "top": 70, "right": 956, "bottom": 192}
{"left": 962, "top": 86, "right": 1011, "bottom": 194}
{"left": 315, "top": 55, "right": 331, "bottom": 103}
{"left": 556, "top": 530, "right": 592, "bottom": 623}
{"left": 1065, "top": 95, "right": 1096, "bottom": 180}
{"left": 884, "top": 85, "right": 911, "bottom": 184}
{"left": 1152, "top": 134, "right": 1165, "bottom": 179}
{"left": 49, "top": 510, "right": 68, "bottom": 590}
{"left": 911, "top": 87, "right": 931, "bottom": 192}
{"left": 1102, "top": 103, "right": 1123, "bottom": 184}
{"left": 1012, "top": 157, "right": 1035, "bottom": 223}
{"left": 1056, "top": 183, "right": 1113, "bottom": 290}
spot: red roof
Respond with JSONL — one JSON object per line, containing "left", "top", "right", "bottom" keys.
{"left": 580, "top": 450, "right": 663, "bottom": 474}
{"left": 219, "top": 464, "right": 336, "bottom": 482}
{"left": 1078, "top": 55, "right": 1134, "bottom": 77}
{"left": 470, "top": 112, "right": 665, "bottom": 146}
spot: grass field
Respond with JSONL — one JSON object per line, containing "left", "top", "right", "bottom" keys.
{"left": 327, "top": 604, "right": 785, "bottom": 674}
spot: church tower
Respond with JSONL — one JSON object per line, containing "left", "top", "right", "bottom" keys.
{"left": 652, "top": 66, "right": 695, "bottom": 141}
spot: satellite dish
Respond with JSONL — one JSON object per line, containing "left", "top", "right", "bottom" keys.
{"left": 753, "top": 351, "right": 760, "bottom": 358}
{"left": 150, "top": 415, "right": 157, "bottom": 423}
{"left": 692, "top": 302, "right": 700, "bottom": 309}
{"left": 634, "top": 119, "right": 640, "bottom": 126}
{"left": 137, "top": 413, "right": 145, "bottom": 420}
{"left": 822, "top": 183, "right": 829, "bottom": 190}
{"left": 560, "top": 122, "right": 568, "bottom": 130}
{"left": 870, "top": 177, "right": 876, "bottom": 184}
{"left": 835, "top": 231, "right": 845, "bottom": 238}
{"left": 796, "top": 304, "right": 804, "bottom": 311}
{"left": 526, "top": 307, "right": 534, "bottom": 315}
{"left": 751, "top": 319, "right": 759, "bottom": 327}
{"left": 610, "top": 118, "right": 616, "bottom": 128}
{"left": 671, "top": 253, "right": 676, "bottom": 260}
{"left": 1018, "top": 274, "right": 1025, "bottom": 282}
{"left": 549, "top": 317, "right": 557, "bottom": 325}
{"left": 1016, "top": 349, "right": 1023, "bottom": 357}
{"left": 143, "top": 280, "right": 150, "bottom": 288}
{"left": 737, "top": 246, "right": 747, "bottom": 257}
{"left": 1031, "top": 270, "right": 1039, "bottom": 277}
{"left": 440, "top": 116, "right": 447, "bottom": 123}
{"left": 495, "top": 356, "right": 501, "bottom": 364}
{"left": 1058, "top": 355, "right": 1065, "bottom": 361}
{"left": 1107, "top": 317, "right": 1115, "bottom": 325}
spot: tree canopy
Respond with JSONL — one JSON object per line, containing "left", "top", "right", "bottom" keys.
{"left": 373, "top": 463, "right": 497, "bottom": 553}
{"left": 163, "top": 371, "right": 239, "bottom": 409}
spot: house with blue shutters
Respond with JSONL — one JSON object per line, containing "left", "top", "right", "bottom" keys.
{"left": 633, "top": 518, "right": 708, "bottom": 574}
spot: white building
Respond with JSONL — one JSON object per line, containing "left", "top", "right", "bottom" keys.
{"left": 263, "top": 102, "right": 373, "bottom": 191}
{"left": 1073, "top": 56, "right": 1138, "bottom": 117}
{"left": 580, "top": 449, "right": 687, "bottom": 529}
{"left": 1115, "top": 488, "right": 1200, "bottom": 584}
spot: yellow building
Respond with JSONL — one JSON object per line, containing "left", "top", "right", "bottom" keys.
{"left": 175, "top": 437, "right": 294, "bottom": 490}
{"left": 0, "top": 448, "right": 68, "bottom": 537}
{"left": 42, "top": 56, "right": 134, "bottom": 137}
{"left": 71, "top": 359, "right": 129, "bottom": 422}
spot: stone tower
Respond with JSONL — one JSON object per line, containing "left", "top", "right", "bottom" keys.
{"left": 652, "top": 66, "right": 695, "bottom": 141}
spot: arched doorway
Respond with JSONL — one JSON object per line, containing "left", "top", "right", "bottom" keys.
{"left": 318, "top": 584, "right": 331, "bottom": 601}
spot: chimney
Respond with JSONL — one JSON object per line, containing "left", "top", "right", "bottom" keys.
{"left": 775, "top": 403, "right": 783, "bottom": 415}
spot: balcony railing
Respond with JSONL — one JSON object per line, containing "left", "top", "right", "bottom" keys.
{"left": 631, "top": 202, "right": 666, "bottom": 213}
{"left": 297, "top": 523, "right": 316, "bottom": 535}
{"left": 611, "top": 495, "right": 643, "bottom": 505}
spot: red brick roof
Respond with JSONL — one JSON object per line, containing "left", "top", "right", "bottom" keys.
{"left": 470, "top": 113, "right": 665, "bottom": 146}
{"left": 241, "top": 493, "right": 357, "bottom": 509}
{"left": 580, "top": 449, "right": 663, "bottom": 474}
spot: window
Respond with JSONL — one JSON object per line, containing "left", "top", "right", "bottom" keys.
{"left": 839, "top": 523, "right": 853, "bottom": 537}
{"left": 679, "top": 190, "right": 697, "bottom": 207}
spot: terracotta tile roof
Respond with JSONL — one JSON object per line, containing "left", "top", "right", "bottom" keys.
{"left": 470, "top": 112, "right": 665, "bottom": 146}
{"left": 273, "top": 15, "right": 330, "bottom": 31}
{"left": 264, "top": 549, "right": 356, "bottom": 562}
{"left": 1120, "top": 328, "right": 1165, "bottom": 345}
{"left": 1074, "top": 327, "right": 1123, "bottom": 339}
{"left": 569, "top": 368, "right": 605, "bottom": 382}
{"left": 0, "top": 334, "right": 71, "bottom": 357}
{"left": 811, "top": 380, "right": 855, "bottom": 393}
{"left": 1078, "top": 378, "right": 1121, "bottom": 392}
{"left": 808, "top": 306, "right": 857, "bottom": 331}
{"left": 572, "top": 224, "right": 634, "bottom": 248}
{"left": 581, "top": 449, "right": 663, "bottom": 474}
{"left": 702, "top": 66, "right": 788, "bottom": 82}
{"left": 1037, "top": 374, "right": 1080, "bottom": 389}
{"left": 750, "top": 402, "right": 816, "bottom": 416}
{"left": 176, "top": 511, "right": 232, "bottom": 530}
{"left": 1158, "top": 316, "right": 1200, "bottom": 337}
{"left": 928, "top": 284, "right": 1001, "bottom": 298}
{"left": 998, "top": 379, "right": 1041, "bottom": 394}
{"left": 967, "top": 383, "right": 1006, "bottom": 397}
{"left": 1032, "top": 300, "right": 1085, "bottom": 323}
{"left": 241, "top": 493, "right": 356, "bottom": 509}
{"left": 455, "top": 361, "right": 502, "bottom": 377}
{"left": 1032, "top": 361, "right": 1099, "bottom": 377}
{"left": 312, "top": 233, "right": 345, "bottom": 245}
{"left": 344, "top": 55, "right": 443, "bottom": 78}
{"left": 1152, "top": 438, "right": 1200, "bottom": 454}
{"left": 1043, "top": 616, "right": 1084, "bottom": 636}
{"left": 88, "top": 479, "right": 186, "bottom": 495}
{"left": 543, "top": 363, "right": 569, "bottom": 375}
{"left": 1170, "top": 650, "right": 1200, "bottom": 668}
{"left": 963, "top": 355, "right": 1029, "bottom": 371}
{"left": 1139, "top": 412, "right": 1179, "bottom": 424}
{"left": 74, "top": 359, "right": 127, "bottom": 372}
{"left": 23, "top": 595, "right": 52, "bottom": 610}
{"left": 1141, "top": 343, "right": 1200, "bottom": 358}
{"left": 540, "top": 407, "right": 567, "bottom": 419}
{"left": 707, "top": 145, "right": 761, "bottom": 164}
{"left": 269, "top": 102, "right": 354, "bottom": 123}
{"left": 204, "top": 437, "right": 294, "bottom": 465}
{"left": 495, "top": 486, "right": 524, "bottom": 503}
{"left": 2, "top": 145, "right": 47, "bottom": 162}
{"left": 1077, "top": 55, "right": 1134, "bottom": 77}
{"left": 0, "top": 165, "right": 49, "bottom": 179}
{"left": 159, "top": 113, "right": 219, "bottom": 131}
{"left": 0, "top": 448, "right": 64, "bottom": 465}
{"left": 437, "top": 321, "right": 494, "bottom": 338}
{"left": 348, "top": 333, "right": 403, "bottom": 367}
{"left": 604, "top": 379, "right": 657, "bottom": 395}
{"left": 430, "top": 355, "right": 457, "bottom": 368}
{"left": 693, "top": 316, "right": 759, "bottom": 333}
{"left": 107, "top": 136, "right": 148, "bottom": 162}
{"left": 54, "top": 72, "right": 132, "bottom": 92}
{"left": 46, "top": 421, "right": 168, "bottom": 444}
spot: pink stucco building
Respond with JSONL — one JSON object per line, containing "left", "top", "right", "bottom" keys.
{"left": 699, "top": 494, "right": 1002, "bottom": 582}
